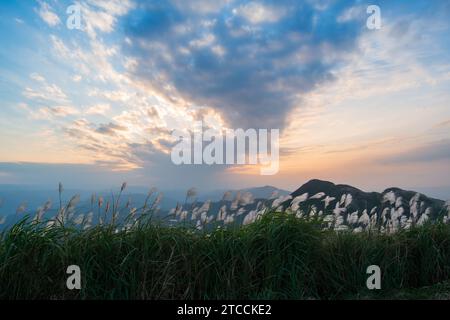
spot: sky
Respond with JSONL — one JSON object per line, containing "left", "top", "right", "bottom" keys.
{"left": 0, "top": 0, "right": 449, "bottom": 194}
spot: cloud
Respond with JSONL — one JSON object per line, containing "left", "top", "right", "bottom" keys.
{"left": 23, "top": 84, "right": 68, "bottom": 103}
{"left": 233, "top": 2, "right": 287, "bottom": 24}
{"left": 434, "top": 119, "right": 450, "bottom": 129}
{"left": 41, "top": 106, "right": 79, "bottom": 118}
{"left": 30, "top": 73, "right": 46, "bottom": 82}
{"left": 86, "top": 103, "right": 111, "bottom": 115}
{"left": 96, "top": 122, "right": 128, "bottom": 136}
{"left": 0, "top": 0, "right": 446, "bottom": 195}
{"left": 337, "top": 5, "right": 364, "bottom": 23}
{"left": 25, "top": 72, "right": 69, "bottom": 104}
{"left": 381, "top": 140, "right": 450, "bottom": 164}
{"left": 72, "top": 75, "right": 83, "bottom": 82}
{"left": 49, "top": 34, "right": 124, "bottom": 84}
{"left": 123, "top": 0, "right": 364, "bottom": 129}
{"left": 20, "top": 104, "right": 79, "bottom": 120}
{"left": 36, "top": 1, "right": 61, "bottom": 27}
{"left": 21, "top": 0, "right": 369, "bottom": 179}
{"left": 78, "top": 0, "right": 135, "bottom": 38}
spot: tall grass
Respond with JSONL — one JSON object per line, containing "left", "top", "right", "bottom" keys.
{"left": 1, "top": 213, "right": 450, "bottom": 300}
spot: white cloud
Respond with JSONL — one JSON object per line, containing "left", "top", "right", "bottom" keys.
{"left": 72, "top": 75, "right": 83, "bottom": 82}
{"left": 36, "top": 1, "right": 61, "bottom": 27}
{"left": 30, "top": 73, "right": 45, "bottom": 82}
{"left": 50, "top": 34, "right": 127, "bottom": 84}
{"left": 21, "top": 104, "right": 79, "bottom": 120}
{"left": 23, "top": 84, "right": 68, "bottom": 103}
{"left": 234, "top": 2, "right": 286, "bottom": 24}
{"left": 86, "top": 103, "right": 111, "bottom": 115}
{"left": 79, "top": 0, "right": 135, "bottom": 39}
{"left": 212, "top": 45, "right": 226, "bottom": 57}
{"left": 337, "top": 6, "right": 364, "bottom": 23}
{"left": 50, "top": 35, "right": 70, "bottom": 57}
{"left": 189, "top": 33, "right": 216, "bottom": 48}
{"left": 46, "top": 106, "right": 80, "bottom": 117}
{"left": 23, "top": 74, "right": 70, "bottom": 106}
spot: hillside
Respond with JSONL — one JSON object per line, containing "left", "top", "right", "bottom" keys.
{"left": 288, "top": 179, "right": 445, "bottom": 218}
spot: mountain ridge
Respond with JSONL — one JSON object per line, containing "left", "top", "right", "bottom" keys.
{"left": 288, "top": 179, "right": 446, "bottom": 219}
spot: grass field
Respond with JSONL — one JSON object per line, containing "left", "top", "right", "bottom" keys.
{"left": 1, "top": 212, "right": 450, "bottom": 300}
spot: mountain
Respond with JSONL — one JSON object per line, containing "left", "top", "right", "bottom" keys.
{"left": 241, "top": 186, "right": 291, "bottom": 199}
{"left": 1, "top": 181, "right": 448, "bottom": 230}
{"left": 288, "top": 179, "right": 446, "bottom": 218}
{"left": 198, "top": 185, "right": 290, "bottom": 202}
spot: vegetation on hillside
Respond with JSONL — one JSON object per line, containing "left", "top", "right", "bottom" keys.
{"left": 1, "top": 212, "right": 450, "bottom": 300}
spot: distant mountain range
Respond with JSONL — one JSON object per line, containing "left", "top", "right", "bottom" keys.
{"left": 198, "top": 185, "right": 290, "bottom": 202}
{"left": 0, "top": 184, "right": 290, "bottom": 216}
{"left": 1, "top": 181, "right": 449, "bottom": 229}
{"left": 194, "top": 180, "right": 449, "bottom": 222}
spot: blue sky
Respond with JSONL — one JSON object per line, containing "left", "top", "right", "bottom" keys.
{"left": 0, "top": 0, "right": 450, "bottom": 194}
